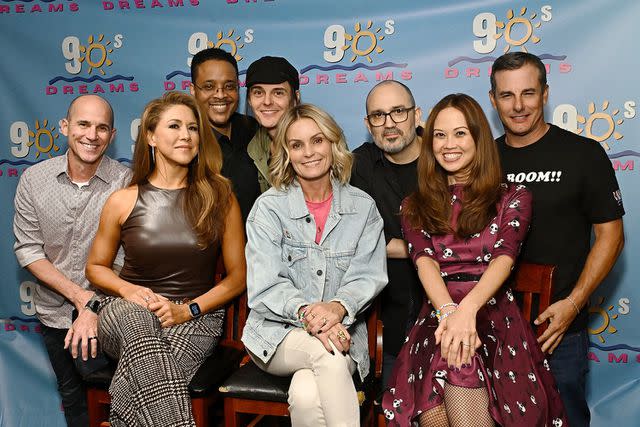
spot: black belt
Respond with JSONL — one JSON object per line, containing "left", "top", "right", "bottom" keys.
{"left": 443, "top": 273, "right": 482, "bottom": 282}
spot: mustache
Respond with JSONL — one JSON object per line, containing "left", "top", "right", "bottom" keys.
{"left": 383, "top": 128, "right": 403, "bottom": 137}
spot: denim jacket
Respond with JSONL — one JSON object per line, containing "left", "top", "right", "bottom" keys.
{"left": 242, "top": 179, "right": 388, "bottom": 380}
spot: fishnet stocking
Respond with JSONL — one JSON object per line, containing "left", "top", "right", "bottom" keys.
{"left": 418, "top": 404, "right": 449, "bottom": 427}
{"left": 443, "top": 384, "right": 495, "bottom": 427}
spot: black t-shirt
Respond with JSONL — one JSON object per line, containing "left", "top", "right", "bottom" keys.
{"left": 213, "top": 113, "right": 260, "bottom": 222}
{"left": 351, "top": 142, "right": 422, "bottom": 356}
{"left": 497, "top": 124, "right": 624, "bottom": 331}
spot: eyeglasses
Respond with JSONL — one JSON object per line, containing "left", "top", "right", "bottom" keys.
{"left": 366, "top": 106, "right": 415, "bottom": 127}
{"left": 192, "top": 81, "right": 239, "bottom": 94}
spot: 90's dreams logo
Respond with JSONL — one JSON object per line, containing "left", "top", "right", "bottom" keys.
{"left": 587, "top": 295, "right": 640, "bottom": 364}
{"left": 0, "top": 117, "right": 61, "bottom": 178}
{"left": 164, "top": 29, "right": 255, "bottom": 91}
{"left": 46, "top": 33, "right": 139, "bottom": 96}
{"left": 101, "top": 0, "right": 199, "bottom": 10}
{"left": 554, "top": 99, "right": 638, "bottom": 172}
{"left": 446, "top": 5, "right": 572, "bottom": 79}
{"left": 300, "top": 19, "right": 412, "bottom": 86}
{"left": 0, "top": 0, "right": 78, "bottom": 14}
{"left": 0, "top": 281, "right": 42, "bottom": 335}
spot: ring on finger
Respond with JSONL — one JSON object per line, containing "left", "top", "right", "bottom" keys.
{"left": 337, "top": 330, "right": 347, "bottom": 342}
{"left": 462, "top": 342, "right": 471, "bottom": 347}
{"left": 143, "top": 296, "right": 150, "bottom": 302}
{"left": 322, "top": 317, "right": 328, "bottom": 326}
{"left": 88, "top": 336, "right": 98, "bottom": 341}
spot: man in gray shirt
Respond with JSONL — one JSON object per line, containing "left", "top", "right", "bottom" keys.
{"left": 13, "top": 95, "right": 130, "bottom": 426}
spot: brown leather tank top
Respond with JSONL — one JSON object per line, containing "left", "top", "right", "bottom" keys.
{"left": 118, "top": 182, "right": 219, "bottom": 299}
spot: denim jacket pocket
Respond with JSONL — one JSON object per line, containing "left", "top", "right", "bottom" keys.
{"left": 282, "top": 245, "right": 308, "bottom": 288}
{"left": 283, "top": 245, "right": 307, "bottom": 264}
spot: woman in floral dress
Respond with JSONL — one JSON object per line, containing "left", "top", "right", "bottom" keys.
{"left": 382, "top": 94, "right": 567, "bottom": 427}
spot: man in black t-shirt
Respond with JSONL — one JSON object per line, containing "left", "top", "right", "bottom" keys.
{"left": 351, "top": 80, "right": 423, "bottom": 385}
{"left": 190, "top": 48, "right": 260, "bottom": 221}
{"left": 489, "top": 52, "right": 625, "bottom": 427}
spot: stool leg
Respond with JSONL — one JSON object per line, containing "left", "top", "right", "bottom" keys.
{"left": 223, "top": 398, "right": 240, "bottom": 427}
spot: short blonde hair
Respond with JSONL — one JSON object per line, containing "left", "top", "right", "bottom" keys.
{"left": 269, "top": 103, "right": 353, "bottom": 189}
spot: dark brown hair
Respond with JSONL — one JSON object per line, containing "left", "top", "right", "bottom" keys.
{"left": 490, "top": 52, "right": 547, "bottom": 94}
{"left": 130, "top": 91, "right": 231, "bottom": 247}
{"left": 403, "top": 93, "right": 502, "bottom": 237}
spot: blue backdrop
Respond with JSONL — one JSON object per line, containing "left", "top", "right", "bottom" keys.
{"left": 1, "top": 1, "right": 637, "bottom": 425}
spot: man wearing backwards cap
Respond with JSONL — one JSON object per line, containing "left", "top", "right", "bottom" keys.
{"left": 245, "top": 56, "right": 300, "bottom": 192}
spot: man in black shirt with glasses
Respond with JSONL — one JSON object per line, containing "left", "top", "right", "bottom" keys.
{"left": 351, "top": 80, "right": 423, "bottom": 385}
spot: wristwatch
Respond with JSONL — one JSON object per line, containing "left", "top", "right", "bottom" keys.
{"left": 188, "top": 301, "right": 202, "bottom": 318}
{"left": 84, "top": 293, "right": 101, "bottom": 313}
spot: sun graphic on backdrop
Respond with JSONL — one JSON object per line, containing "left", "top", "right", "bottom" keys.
{"left": 208, "top": 30, "right": 245, "bottom": 61}
{"left": 79, "top": 34, "right": 114, "bottom": 76}
{"left": 576, "top": 100, "right": 624, "bottom": 150}
{"left": 343, "top": 21, "right": 385, "bottom": 63}
{"left": 589, "top": 296, "right": 620, "bottom": 344}
{"left": 28, "top": 119, "right": 60, "bottom": 159}
{"left": 495, "top": 7, "right": 542, "bottom": 53}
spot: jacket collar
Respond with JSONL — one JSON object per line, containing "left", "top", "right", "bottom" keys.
{"left": 286, "top": 178, "right": 356, "bottom": 219}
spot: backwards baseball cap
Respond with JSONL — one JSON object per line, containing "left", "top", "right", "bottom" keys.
{"left": 245, "top": 56, "right": 299, "bottom": 91}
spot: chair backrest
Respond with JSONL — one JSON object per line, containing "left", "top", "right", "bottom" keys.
{"left": 215, "top": 256, "right": 248, "bottom": 351}
{"left": 366, "top": 298, "right": 383, "bottom": 379}
{"left": 512, "top": 262, "right": 555, "bottom": 337}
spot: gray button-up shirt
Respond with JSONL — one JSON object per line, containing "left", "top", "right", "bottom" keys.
{"left": 13, "top": 152, "right": 131, "bottom": 329}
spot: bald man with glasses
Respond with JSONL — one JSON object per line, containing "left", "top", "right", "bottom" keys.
{"left": 351, "top": 80, "right": 424, "bottom": 385}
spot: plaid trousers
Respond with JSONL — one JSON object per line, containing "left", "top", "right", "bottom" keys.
{"left": 98, "top": 298, "right": 224, "bottom": 427}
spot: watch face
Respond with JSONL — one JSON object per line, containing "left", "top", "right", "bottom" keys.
{"left": 189, "top": 302, "right": 201, "bottom": 317}
{"left": 85, "top": 296, "right": 100, "bottom": 313}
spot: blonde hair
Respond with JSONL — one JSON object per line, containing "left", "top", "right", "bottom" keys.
{"left": 269, "top": 103, "right": 353, "bottom": 189}
{"left": 130, "top": 91, "right": 231, "bottom": 247}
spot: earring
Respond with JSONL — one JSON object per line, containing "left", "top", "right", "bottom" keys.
{"left": 150, "top": 146, "right": 155, "bottom": 163}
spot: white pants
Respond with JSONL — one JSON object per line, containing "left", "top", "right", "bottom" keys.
{"left": 250, "top": 328, "right": 360, "bottom": 427}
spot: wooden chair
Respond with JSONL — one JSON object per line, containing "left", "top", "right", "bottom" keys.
{"left": 511, "top": 262, "right": 556, "bottom": 336}
{"left": 219, "top": 299, "right": 383, "bottom": 427}
{"left": 86, "top": 259, "right": 247, "bottom": 427}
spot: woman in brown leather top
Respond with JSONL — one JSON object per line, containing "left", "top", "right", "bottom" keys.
{"left": 86, "top": 91, "right": 246, "bottom": 427}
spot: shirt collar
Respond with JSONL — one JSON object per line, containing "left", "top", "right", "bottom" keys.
{"left": 55, "top": 151, "right": 114, "bottom": 184}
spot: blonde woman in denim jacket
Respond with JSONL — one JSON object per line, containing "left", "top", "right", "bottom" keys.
{"left": 242, "top": 104, "right": 388, "bottom": 426}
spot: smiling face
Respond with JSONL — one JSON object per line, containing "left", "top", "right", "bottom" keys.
{"left": 365, "top": 82, "right": 421, "bottom": 157}
{"left": 149, "top": 104, "right": 199, "bottom": 167}
{"left": 248, "top": 82, "right": 298, "bottom": 136}
{"left": 490, "top": 63, "right": 549, "bottom": 147}
{"left": 59, "top": 95, "right": 115, "bottom": 171}
{"left": 190, "top": 59, "right": 239, "bottom": 136}
{"left": 286, "top": 117, "right": 333, "bottom": 187}
{"left": 432, "top": 107, "right": 476, "bottom": 185}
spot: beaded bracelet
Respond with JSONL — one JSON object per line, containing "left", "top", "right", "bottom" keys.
{"left": 439, "top": 302, "right": 458, "bottom": 312}
{"left": 433, "top": 302, "right": 458, "bottom": 322}
{"left": 440, "top": 310, "right": 456, "bottom": 322}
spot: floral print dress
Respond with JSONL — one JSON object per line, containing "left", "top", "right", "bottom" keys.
{"left": 382, "top": 184, "right": 567, "bottom": 427}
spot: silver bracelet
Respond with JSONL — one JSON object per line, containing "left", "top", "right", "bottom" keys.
{"left": 565, "top": 296, "right": 580, "bottom": 315}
